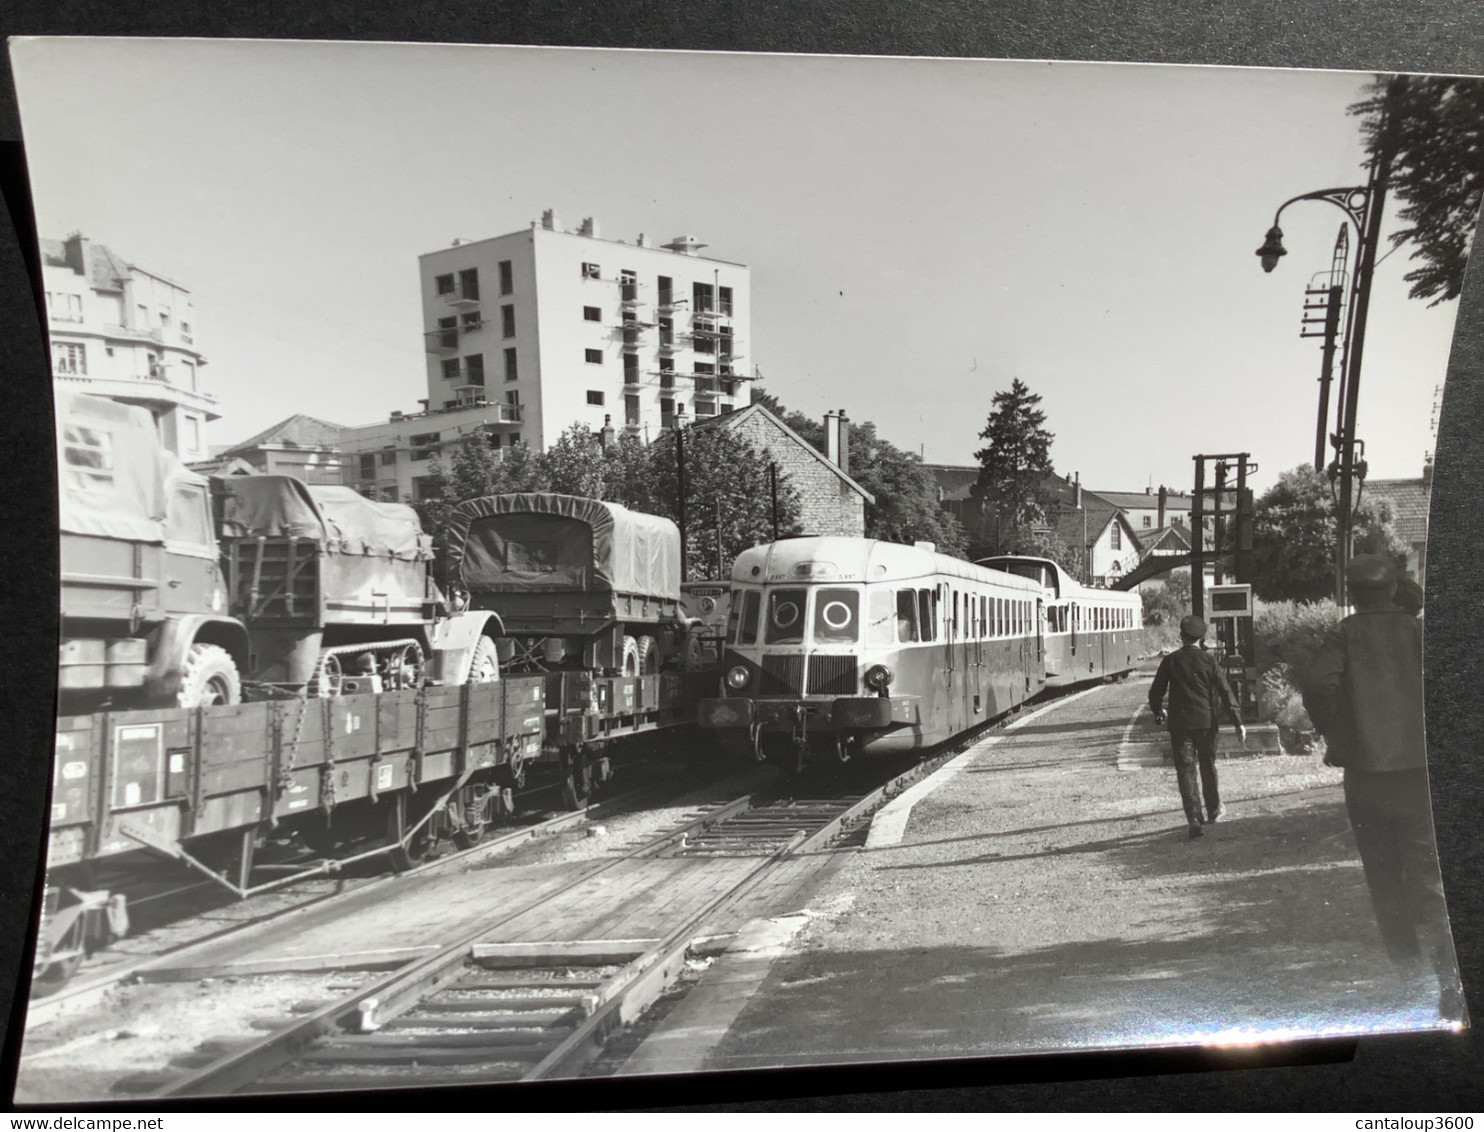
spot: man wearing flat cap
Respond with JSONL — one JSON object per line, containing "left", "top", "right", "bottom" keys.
{"left": 1149, "top": 613, "right": 1246, "bottom": 839}
{"left": 1303, "top": 554, "right": 1461, "bottom": 1015}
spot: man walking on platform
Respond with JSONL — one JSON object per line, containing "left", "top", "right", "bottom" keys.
{"left": 1149, "top": 614, "right": 1246, "bottom": 839}
{"left": 1302, "top": 555, "right": 1461, "bottom": 1016}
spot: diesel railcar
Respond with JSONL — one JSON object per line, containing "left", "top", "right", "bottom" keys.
{"left": 697, "top": 539, "right": 1142, "bottom": 767}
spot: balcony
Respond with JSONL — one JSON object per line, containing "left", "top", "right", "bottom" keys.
{"left": 101, "top": 322, "right": 165, "bottom": 346}
{"left": 424, "top": 329, "right": 459, "bottom": 353}
{"left": 619, "top": 287, "right": 641, "bottom": 309}
{"left": 442, "top": 291, "right": 480, "bottom": 308}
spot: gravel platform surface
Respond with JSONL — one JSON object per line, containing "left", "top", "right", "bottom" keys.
{"left": 685, "top": 672, "right": 1464, "bottom": 1073}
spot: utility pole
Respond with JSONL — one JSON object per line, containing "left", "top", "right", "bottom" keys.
{"left": 676, "top": 425, "right": 688, "bottom": 581}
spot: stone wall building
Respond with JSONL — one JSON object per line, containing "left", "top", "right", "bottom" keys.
{"left": 692, "top": 404, "right": 872, "bottom": 538}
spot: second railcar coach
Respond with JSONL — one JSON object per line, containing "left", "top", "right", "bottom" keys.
{"left": 977, "top": 556, "right": 1142, "bottom": 686}
{"left": 697, "top": 537, "right": 1048, "bottom": 766}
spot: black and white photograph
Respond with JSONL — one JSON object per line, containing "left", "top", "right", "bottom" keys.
{"left": 5, "top": 36, "right": 1482, "bottom": 1105}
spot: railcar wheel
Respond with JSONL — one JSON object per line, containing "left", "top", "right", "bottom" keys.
{"left": 176, "top": 643, "right": 242, "bottom": 708}
{"left": 386, "top": 794, "right": 433, "bottom": 871}
{"left": 467, "top": 636, "right": 500, "bottom": 683}
{"left": 31, "top": 917, "right": 86, "bottom": 996}
{"left": 560, "top": 749, "right": 593, "bottom": 810}
{"left": 452, "top": 790, "right": 487, "bottom": 849}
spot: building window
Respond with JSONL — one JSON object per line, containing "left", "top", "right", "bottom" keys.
{"left": 694, "top": 361, "right": 715, "bottom": 375}
{"left": 183, "top": 361, "right": 198, "bottom": 391}
{"left": 581, "top": 262, "right": 600, "bottom": 280}
{"left": 501, "top": 304, "right": 516, "bottom": 338}
{"left": 380, "top": 447, "right": 398, "bottom": 466}
{"left": 464, "top": 354, "right": 485, "bottom": 386}
{"left": 436, "top": 273, "right": 455, "bottom": 295}
{"left": 620, "top": 269, "right": 637, "bottom": 303}
{"left": 458, "top": 268, "right": 480, "bottom": 301}
{"left": 693, "top": 281, "right": 714, "bottom": 313}
{"left": 719, "top": 326, "right": 734, "bottom": 358}
{"left": 136, "top": 303, "right": 149, "bottom": 327}
{"left": 504, "top": 347, "right": 518, "bottom": 382}
{"left": 1143, "top": 515, "right": 1152, "bottom": 528}
{"left": 510, "top": 432, "right": 521, "bottom": 446}
{"left": 1110, "top": 525, "right": 1122, "bottom": 551}
{"left": 658, "top": 275, "right": 673, "bottom": 307}
{"left": 410, "top": 432, "right": 441, "bottom": 461}
{"left": 623, "top": 354, "right": 639, "bottom": 384}
{"left": 625, "top": 393, "right": 640, "bottom": 426}
{"left": 460, "top": 310, "right": 482, "bottom": 331}
{"left": 181, "top": 320, "right": 192, "bottom": 344}
{"left": 694, "top": 320, "right": 715, "bottom": 354}
{"left": 587, "top": 391, "right": 605, "bottom": 406}
{"left": 359, "top": 454, "right": 376, "bottom": 479}
{"left": 48, "top": 293, "right": 83, "bottom": 322}
{"left": 694, "top": 397, "right": 717, "bottom": 417}
{"left": 52, "top": 342, "right": 86, "bottom": 375}
{"left": 583, "top": 306, "right": 601, "bottom": 322}
{"left": 437, "top": 316, "right": 458, "bottom": 349}
{"left": 660, "top": 396, "right": 674, "bottom": 415}
{"left": 442, "top": 357, "right": 460, "bottom": 382}
{"left": 160, "top": 311, "right": 171, "bottom": 328}
{"left": 505, "top": 390, "right": 520, "bottom": 407}
{"left": 412, "top": 475, "right": 440, "bottom": 503}
{"left": 719, "top": 285, "right": 733, "bottom": 316}
{"left": 184, "top": 415, "right": 201, "bottom": 454}
{"left": 585, "top": 348, "right": 603, "bottom": 364}
{"left": 498, "top": 259, "right": 513, "bottom": 295}
{"left": 659, "top": 318, "right": 674, "bottom": 345}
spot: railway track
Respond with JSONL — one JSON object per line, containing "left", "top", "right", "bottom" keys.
{"left": 113, "top": 742, "right": 966, "bottom": 1098}
{"left": 23, "top": 775, "right": 712, "bottom": 1029}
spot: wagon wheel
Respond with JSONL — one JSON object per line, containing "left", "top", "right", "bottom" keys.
{"left": 451, "top": 787, "right": 487, "bottom": 849}
{"left": 385, "top": 793, "right": 434, "bottom": 871}
{"left": 560, "top": 749, "right": 593, "bottom": 810}
{"left": 31, "top": 917, "right": 86, "bottom": 997}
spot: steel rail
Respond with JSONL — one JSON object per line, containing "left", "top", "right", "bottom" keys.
{"left": 149, "top": 791, "right": 757, "bottom": 1098}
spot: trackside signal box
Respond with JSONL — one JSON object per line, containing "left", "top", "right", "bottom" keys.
{"left": 1205, "top": 583, "right": 1259, "bottom": 723}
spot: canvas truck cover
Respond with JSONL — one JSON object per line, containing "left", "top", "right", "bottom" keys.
{"left": 218, "top": 476, "right": 432, "bottom": 561}
{"left": 57, "top": 390, "right": 180, "bottom": 544}
{"left": 448, "top": 493, "right": 681, "bottom": 601}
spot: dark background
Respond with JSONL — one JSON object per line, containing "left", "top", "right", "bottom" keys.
{"left": 0, "top": 2, "right": 1480, "bottom": 1113}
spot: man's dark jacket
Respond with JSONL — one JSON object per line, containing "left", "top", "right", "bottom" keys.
{"left": 1302, "top": 608, "right": 1425, "bottom": 771}
{"left": 1149, "top": 643, "right": 1237, "bottom": 731}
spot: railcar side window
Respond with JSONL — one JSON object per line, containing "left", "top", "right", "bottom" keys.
{"left": 895, "top": 589, "right": 919, "bottom": 642}
{"left": 866, "top": 589, "right": 895, "bottom": 645}
{"left": 813, "top": 588, "right": 860, "bottom": 645}
{"left": 918, "top": 588, "right": 937, "bottom": 642}
{"left": 764, "top": 588, "right": 808, "bottom": 644}
{"left": 731, "top": 589, "right": 761, "bottom": 645}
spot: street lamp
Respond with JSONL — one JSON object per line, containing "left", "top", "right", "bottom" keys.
{"left": 1256, "top": 153, "right": 1393, "bottom": 605}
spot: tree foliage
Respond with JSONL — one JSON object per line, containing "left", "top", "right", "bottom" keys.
{"left": 648, "top": 426, "right": 803, "bottom": 581}
{"left": 1010, "top": 528, "right": 1084, "bottom": 580}
{"left": 1351, "top": 75, "right": 1484, "bottom": 305}
{"left": 973, "top": 379, "right": 1057, "bottom": 549}
{"left": 1250, "top": 465, "right": 1406, "bottom": 602}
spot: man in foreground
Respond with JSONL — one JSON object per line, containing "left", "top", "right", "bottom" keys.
{"left": 1303, "top": 554, "right": 1462, "bottom": 1016}
{"left": 1149, "top": 614, "right": 1247, "bottom": 839}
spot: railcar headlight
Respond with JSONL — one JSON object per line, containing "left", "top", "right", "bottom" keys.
{"left": 864, "top": 663, "right": 893, "bottom": 691}
{"left": 726, "top": 665, "right": 752, "bottom": 690}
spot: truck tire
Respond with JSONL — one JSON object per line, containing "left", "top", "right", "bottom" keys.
{"left": 176, "top": 643, "right": 242, "bottom": 707}
{"left": 635, "top": 635, "right": 658, "bottom": 675}
{"left": 621, "top": 635, "right": 640, "bottom": 676}
{"left": 467, "top": 636, "right": 499, "bottom": 683}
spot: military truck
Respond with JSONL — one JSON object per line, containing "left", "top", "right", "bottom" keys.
{"left": 57, "top": 391, "right": 249, "bottom": 710}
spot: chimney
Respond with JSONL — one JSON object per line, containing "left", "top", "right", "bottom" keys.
{"left": 578, "top": 217, "right": 599, "bottom": 238}
{"left": 1157, "top": 485, "right": 1167, "bottom": 528}
{"left": 637, "top": 233, "right": 651, "bottom": 248}
{"left": 824, "top": 411, "right": 839, "bottom": 465}
{"left": 838, "top": 410, "right": 851, "bottom": 477}
{"left": 600, "top": 414, "right": 616, "bottom": 450}
{"left": 63, "top": 231, "right": 89, "bottom": 276}
{"left": 1422, "top": 460, "right": 1434, "bottom": 487}
{"left": 1073, "top": 472, "right": 1082, "bottom": 510}
{"left": 541, "top": 209, "right": 559, "bottom": 231}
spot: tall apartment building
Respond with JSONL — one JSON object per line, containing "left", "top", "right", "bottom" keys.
{"left": 41, "top": 232, "right": 218, "bottom": 461}
{"left": 340, "top": 211, "right": 752, "bottom": 502}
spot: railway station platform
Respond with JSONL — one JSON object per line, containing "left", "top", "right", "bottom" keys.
{"left": 626, "top": 666, "right": 1461, "bottom": 1077}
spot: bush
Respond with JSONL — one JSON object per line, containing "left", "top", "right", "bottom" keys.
{"left": 1250, "top": 598, "right": 1343, "bottom": 735}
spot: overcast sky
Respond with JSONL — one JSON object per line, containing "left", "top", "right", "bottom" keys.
{"left": 11, "top": 39, "right": 1475, "bottom": 493}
